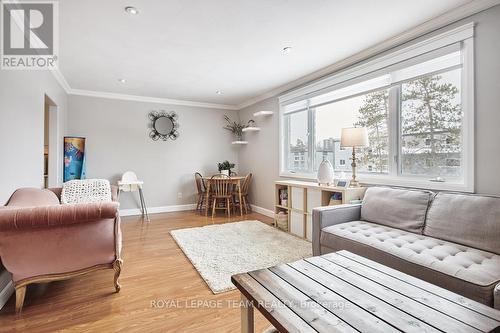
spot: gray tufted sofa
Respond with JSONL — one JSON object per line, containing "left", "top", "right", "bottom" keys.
{"left": 312, "top": 186, "right": 500, "bottom": 308}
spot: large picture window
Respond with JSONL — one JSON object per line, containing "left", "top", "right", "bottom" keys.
{"left": 279, "top": 24, "right": 474, "bottom": 191}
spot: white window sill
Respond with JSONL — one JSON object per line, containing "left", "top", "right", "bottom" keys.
{"left": 279, "top": 171, "right": 473, "bottom": 193}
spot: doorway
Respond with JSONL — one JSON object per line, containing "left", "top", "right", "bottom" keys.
{"left": 44, "top": 95, "right": 59, "bottom": 188}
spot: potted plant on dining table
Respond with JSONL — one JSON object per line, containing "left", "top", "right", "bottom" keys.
{"left": 218, "top": 160, "right": 235, "bottom": 176}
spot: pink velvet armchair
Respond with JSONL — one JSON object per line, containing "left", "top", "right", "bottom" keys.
{"left": 0, "top": 187, "right": 122, "bottom": 314}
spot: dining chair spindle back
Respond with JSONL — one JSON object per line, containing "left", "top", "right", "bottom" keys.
{"left": 209, "top": 174, "right": 233, "bottom": 217}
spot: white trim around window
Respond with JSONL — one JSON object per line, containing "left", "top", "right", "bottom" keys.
{"left": 279, "top": 23, "right": 475, "bottom": 192}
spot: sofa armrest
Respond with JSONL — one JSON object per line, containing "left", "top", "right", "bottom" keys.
{"left": 495, "top": 282, "right": 500, "bottom": 310}
{"left": 312, "top": 204, "right": 361, "bottom": 256}
{"left": 0, "top": 202, "right": 120, "bottom": 231}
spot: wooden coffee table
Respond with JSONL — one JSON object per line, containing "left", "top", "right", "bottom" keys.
{"left": 231, "top": 250, "right": 500, "bottom": 333}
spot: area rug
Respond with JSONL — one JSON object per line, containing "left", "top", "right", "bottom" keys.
{"left": 170, "top": 220, "right": 312, "bottom": 294}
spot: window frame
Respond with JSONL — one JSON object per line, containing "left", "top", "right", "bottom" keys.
{"left": 279, "top": 23, "right": 474, "bottom": 192}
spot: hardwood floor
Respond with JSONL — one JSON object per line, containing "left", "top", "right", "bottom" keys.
{"left": 0, "top": 211, "right": 276, "bottom": 332}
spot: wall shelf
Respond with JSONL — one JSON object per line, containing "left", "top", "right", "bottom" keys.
{"left": 232, "top": 141, "right": 248, "bottom": 145}
{"left": 253, "top": 111, "right": 274, "bottom": 117}
{"left": 242, "top": 127, "right": 261, "bottom": 132}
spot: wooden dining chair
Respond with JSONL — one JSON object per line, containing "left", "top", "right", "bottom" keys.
{"left": 194, "top": 172, "right": 207, "bottom": 212}
{"left": 234, "top": 173, "right": 253, "bottom": 214}
{"left": 210, "top": 174, "right": 233, "bottom": 217}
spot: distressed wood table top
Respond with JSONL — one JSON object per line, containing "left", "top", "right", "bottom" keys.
{"left": 232, "top": 250, "right": 500, "bottom": 333}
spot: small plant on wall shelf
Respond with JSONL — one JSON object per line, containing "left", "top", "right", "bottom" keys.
{"left": 223, "top": 115, "right": 255, "bottom": 141}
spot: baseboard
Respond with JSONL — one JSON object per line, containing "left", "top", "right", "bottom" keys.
{"left": 120, "top": 203, "right": 273, "bottom": 218}
{"left": 0, "top": 279, "right": 14, "bottom": 311}
{"left": 120, "top": 204, "right": 196, "bottom": 217}
{"left": 250, "top": 205, "right": 274, "bottom": 218}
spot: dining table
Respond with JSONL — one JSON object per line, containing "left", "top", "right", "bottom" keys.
{"left": 203, "top": 176, "right": 245, "bottom": 217}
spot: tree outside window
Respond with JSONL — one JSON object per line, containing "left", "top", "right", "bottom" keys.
{"left": 355, "top": 90, "right": 389, "bottom": 173}
{"left": 401, "top": 69, "right": 462, "bottom": 177}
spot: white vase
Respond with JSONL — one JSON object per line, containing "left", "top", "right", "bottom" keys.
{"left": 317, "top": 159, "right": 334, "bottom": 186}
{"left": 221, "top": 170, "right": 230, "bottom": 176}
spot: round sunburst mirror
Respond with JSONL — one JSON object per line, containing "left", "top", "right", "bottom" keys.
{"left": 148, "top": 111, "right": 179, "bottom": 141}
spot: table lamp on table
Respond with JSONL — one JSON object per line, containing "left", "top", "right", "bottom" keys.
{"left": 340, "top": 127, "right": 369, "bottom": 187}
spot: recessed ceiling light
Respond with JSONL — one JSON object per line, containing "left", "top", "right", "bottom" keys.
{"left": 125, "top": 6, "right": 139, "bottom": 15}
{"left": 216, "top": 90, "right": 222, "bottom": 95}
{"left": 282, "top": 46, "right": 292, "bottom": 55}
{"left": 118, "top": 78, "right": 127, "bottom": 83}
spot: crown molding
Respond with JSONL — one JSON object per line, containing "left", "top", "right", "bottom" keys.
{"left": 50, "top": 69, "right": 238, "bottom": 110}
{"left": 69, "top": 89, "right": 239, "bottom": 110}
{"left": 236, "top": 0, "right": 500, "bottom": 110}
{"left": 51, "top": 68, "right": 71, "bottom": 93}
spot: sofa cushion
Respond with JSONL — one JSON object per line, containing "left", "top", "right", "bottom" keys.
{"left": 360, "top": 187, "right": 434, "bottom": 233}
{"left": 320, "top": 220, "right": 500, "bottom": 305}
{"left": 424, "top": 192, "right": 500, "bottom": 255}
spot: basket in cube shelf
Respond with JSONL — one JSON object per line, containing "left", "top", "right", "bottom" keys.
{"left": 275, "top": 212, "right": 288, "bottom": 231}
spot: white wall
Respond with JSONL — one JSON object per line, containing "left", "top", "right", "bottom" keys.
{"left": 238, "top": 5, "right": 500, "bottom": 211}
{"left": 67, "top": 95, "right": 239, "bottom": 210}
{"left": 0, "top": 71, "right": 68, "bottom": 204}
{"left": 237, "top": 98, "right": 279, "bottom": 211}
{"left": 473, "top": 5, "right": 500, "bottom": 195}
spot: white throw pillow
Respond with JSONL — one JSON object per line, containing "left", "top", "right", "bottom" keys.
{"left": 61, "top": 179, "right": 112, "bottom": 204}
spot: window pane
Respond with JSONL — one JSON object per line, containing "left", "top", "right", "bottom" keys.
{"left": 285, "top": 110, "right": 309, "bottom": 171}
{"left": 400, "top": 68, "right": 462, "bottom": 178}
{"left": 314, "top": 89, "right": 389, "bottom": 174}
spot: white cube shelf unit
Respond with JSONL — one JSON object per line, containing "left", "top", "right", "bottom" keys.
{"left": 274, "top": 180, "right": 366, "bottom": 241}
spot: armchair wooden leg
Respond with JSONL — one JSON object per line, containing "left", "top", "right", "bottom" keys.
{"left": 15, "top": 285, "right": 26, "bottom": 314}
{"left": 227, "top": 198, "right": 231, "bottom": 218}
{"left": 113, "top": 259, "right": 123, "bottom": 293}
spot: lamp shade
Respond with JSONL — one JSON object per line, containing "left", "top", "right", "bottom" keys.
{"left": 340, "top": 127, "right": 369, "bottom": 148}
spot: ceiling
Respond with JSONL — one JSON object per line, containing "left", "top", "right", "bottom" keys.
{"left": 59, "top": 0, "right": 474, "bottom": 107}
